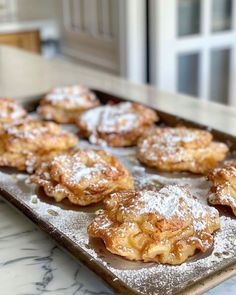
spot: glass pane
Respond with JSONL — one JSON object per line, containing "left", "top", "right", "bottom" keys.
{"left": 212, "top": 0, "right": 232, "bottom": 32}
{"left": 210, "top": 49, "right": 230, "bottom": 104}
{"left": 178, "top": 0, "right": 201, "bottom": 36}
{"left": 177, "top": 53, "right": 200, "bottom": 97}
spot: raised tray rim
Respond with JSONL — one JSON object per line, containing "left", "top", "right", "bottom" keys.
{"left": 1, "top": 89, "right": 236, "bottom": 295}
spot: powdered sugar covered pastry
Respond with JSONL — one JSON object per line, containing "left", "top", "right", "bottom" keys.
{"left": 0, "top": 98, "right": 26, "bottom": 124}
{"left": 88, "top": 185, "right": 220, "bottom": 265}
{"left": 0, "top": 118, "right": 77, "bottom": 172}
{"left": 38, "top": 85, "right": 100, "bottom": 123}
{"left": 208, "top": 161, "right": 236, "bottom": 216}
{"left": 30, "top": 148, "right": 134, "bottom": 206}
{"left": 76, "top": 102, "right": 159, "bottom": 147}
{"left": 137, "top": 127, "right": 228, "bottom": 174}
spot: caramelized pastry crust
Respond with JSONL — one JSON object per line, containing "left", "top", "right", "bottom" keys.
{"left": 208, "top": 162, "right": 236, "bottom": 215}
{"left": 137, "top": 127, "right": 228, "bottom": 174}
{"left": 0, "top": 118, "right": 77, "bottom": 172}
{"left": 30, "top": 148, "right": 134, "bottom": 205}
{"left": 76, "top": 102, "right": 159, "bottom": 147}
{"left": 88, "top": 185, "right": 220, "bottom": 265}
{"left": 0, "top": 98, "right": 26, "bottom": 124}
{"left": 38, "top": 85, "right": 100, "bottom": 123}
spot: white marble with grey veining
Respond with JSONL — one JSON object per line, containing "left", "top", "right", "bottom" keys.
{"left": 0, "top": 46, "right": 235, "bottom": 295}
{"left": 206, "top": 277, "right": 236, "bottom": 295}
{"left": 0, "top": 195, "right": 235, "bottom": 295}
{"left": 0, "top": 197, "right": 113, "bottom": 295}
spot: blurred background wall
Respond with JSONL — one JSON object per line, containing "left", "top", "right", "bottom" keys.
{"left": 16, "top": 0, "right": 60, "bottom": 20}
{"left": 0, "top": 0, "right": 235, "bottom": 106}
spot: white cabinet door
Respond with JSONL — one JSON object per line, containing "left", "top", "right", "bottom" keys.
{"left": 60, "top": 0, "right": 148, "bottom": 82}
{"left": 60, "top": 0, "right": 119, "bottom": 74}
{"left": 149, "top": 0, "right": 236, "bottom": 105}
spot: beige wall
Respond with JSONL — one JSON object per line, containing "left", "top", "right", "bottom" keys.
{"left": 16, "top": 0, "right": 61, "bottom": 20}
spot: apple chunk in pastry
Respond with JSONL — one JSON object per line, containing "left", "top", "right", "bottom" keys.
{"left": 38, "top": 85, "right": 100, "bottom": 123}
{"left": 0, "top": 118, "right": 77, "bottom": 172}
{"left": 76, "top": 102, "right": 159, "bottom": 147}
{"left": 88, "top": 185, "right": 220, "bottom": 265}
{"left": 137, "top": 127, "right": 228, "bottom": 174}
{"left": 208, "top": 163, "right": 236, "bottom": 216}
{"left": 31, "top": 148, "right": 134, "bottom": 206}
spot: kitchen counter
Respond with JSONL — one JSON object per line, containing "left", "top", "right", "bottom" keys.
{"left": 0, "top": 46, "right": 235, "bottom": 295}
{"left": 0, "top": 17, "right": 59, "bottom": 40}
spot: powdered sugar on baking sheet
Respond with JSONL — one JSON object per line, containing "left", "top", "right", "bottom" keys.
{"left": 0, "top": 127, "right": 236, "bottom": 295}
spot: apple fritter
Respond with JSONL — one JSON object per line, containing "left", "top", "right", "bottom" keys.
{"left": 30, "top": 148, "right": 134, "bottom": 206}
{"left": 0, "top": 98, "right": 26, "bottom": 124}
{"left": 38, "top": 85, "right": 100, "bottom": 123}
{"left": 0, "top": 118, "right": 77, "bottom": 172}
{"left": 208, "top": 163, "right": 236, "bottom": 216}
{"left": 88, "top": 185, "right": 220, "bottom": 265}
{"left": 76, "top": 102, "right": 159, "bottom": 147}
{"left": 137, "top": 127, "right": 228, "bottom": 174}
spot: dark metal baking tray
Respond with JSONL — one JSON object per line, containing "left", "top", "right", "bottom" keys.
{"left": 0, "top": 90, "right": 235, "bottom": 295}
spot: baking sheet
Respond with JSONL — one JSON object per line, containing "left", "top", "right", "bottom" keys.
{"left": 0, "top": 92, "right": 236, "bottom": 295}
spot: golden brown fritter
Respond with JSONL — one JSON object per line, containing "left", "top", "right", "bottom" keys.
{"left": 76, "top": 102, "right": 159, "bottom": 147}
{"left": 0, "top": 118, "right": 77, "bottom": 172}
{"left": 88, "top": 185, "right": 220, "bottom": 265}
{"left": 137, "top": 127, "right": 228, "bottom": 174}
{"left": 38, "top": 85, "right": 100, "bottom": 123}
{"left": 0, "top": 98, "right": 26, "bottom": 124}
{"left": 208, "top": 163, "right": 236, "bottom": 216}
{"left": 30, "top": 148, "right": 134, "bottom": 206}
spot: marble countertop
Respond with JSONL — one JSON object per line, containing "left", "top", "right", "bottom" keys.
{"left": 0, "top": 46, "right": 235, "bottom": 295}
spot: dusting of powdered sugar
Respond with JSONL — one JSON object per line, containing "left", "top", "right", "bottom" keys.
{"left": 127, "top": 186, "right": 187, "bottom": 221}
{"left": 1, "top": 164, "right": 236, "bottom": 295}
{"left": 139, "top": 188, "right": 184, "bottom": 217}
{"left": 111, "top": 184, "right": 218, "bottom": 235}
{"left": 97, "top": 102, "right": 138, "bottom": 133}
{"left": 209, "top": 192, "right": 236, "bottom": 209}
{"left": 45, "top": 85, "right": 97, "bottom": 108}
{"left": 0, "top": 98, "right": 26, "bottom": 121}
{"left": 79, "top": 102, "right": 140, "bottom": 138}
{"left": 49, "top": 150, "right": 119, "bottom": 187}
{"left": 0, "top": 122, "right": 235, "bottom": 295}
{"left": 80, "top": 106, "right": 104, "bottom": 132}
{"left": 138, "top": 128, "right": 212, "bottom": 164}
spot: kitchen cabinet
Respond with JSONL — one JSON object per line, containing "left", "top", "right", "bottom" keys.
{"left": 0, "top": 30, "right": 40, "bottom": 53}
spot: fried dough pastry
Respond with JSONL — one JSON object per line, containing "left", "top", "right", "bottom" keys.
{"left": 38, "top": 85, "right": 100, "bottom": 123}
{"left": 88, "top": 185, "right": 220, "bottom": 265}
{"left": 30, "top": 148, "right": 134, "bottom": 205}
{"left": 76, "top": 102, "right": 159, "bottom": 147}
{"left": 208, "top": 163, "right": 236, "bottom": 215}
{"left": 0, "top": 98, "right": 26, "bottom": 124}
{"left": 137, "top": 127, "right": 228, "bottom": 174}
{"left": 0, "top": 118, "right": 77, "bottom": 172}
{"left": 220, "top": 158, "right": 236, "bottom": 168}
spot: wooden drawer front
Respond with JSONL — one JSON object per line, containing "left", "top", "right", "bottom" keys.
{"left": 0, "top": 31, "right": 41, "bottom": 53}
